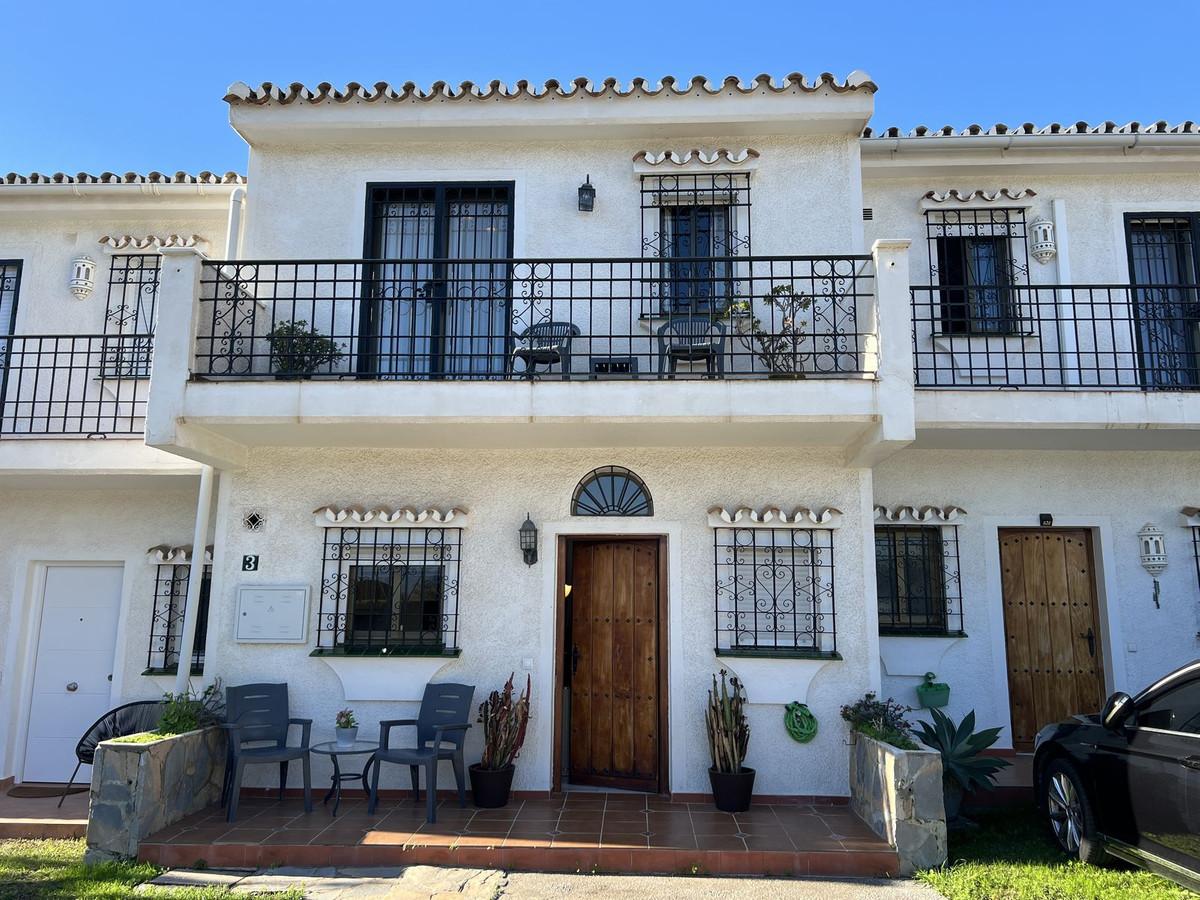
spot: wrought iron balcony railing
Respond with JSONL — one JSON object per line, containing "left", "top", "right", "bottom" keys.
{"left": 912, "top": 284, "right": 1200, "bottom": 390}
{"left": 195, "top": 256, "right": 875, "bottom": 381}
{"left": 0, "top": 333, "right": 152, "bottom": 437}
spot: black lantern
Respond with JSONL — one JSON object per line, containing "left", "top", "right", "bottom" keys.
{"left": 519, "top": 513, "right": 538, "bottom": 565}
{"left": 577, "top": 175, "right": 595, "bottom": 212}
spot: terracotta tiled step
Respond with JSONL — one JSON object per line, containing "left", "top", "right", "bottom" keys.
{"left": 139, "top": 792, "right": 898, "bottom": 877}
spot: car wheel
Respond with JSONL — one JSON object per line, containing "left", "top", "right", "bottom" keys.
{"left": 1043, "top": 758, "right": 1106, "bottom": 865}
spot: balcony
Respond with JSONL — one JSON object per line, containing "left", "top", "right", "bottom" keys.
{"left": 0, "top": 334, "right": 151, "bottom": 437}
{"left": 194, "top": 256, "right": 875, "bottom": 382}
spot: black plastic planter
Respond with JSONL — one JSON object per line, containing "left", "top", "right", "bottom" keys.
{"left": 708, "top": 766, "right": 756, "bottom": 812}
{"left": 469, "top": 763, "right": 515, "bottom": 808}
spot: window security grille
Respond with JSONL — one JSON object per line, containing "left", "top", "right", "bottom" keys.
{"left": 713, "top": 527, "right": 837, "bottom": 656}
{"left": 1125, "top": 215, "right": 1200, "bottom": 390}
{"left": 315, "top": 527, "right": 461, "bottom": 654}
{"left": 0, "top": 261, "right": 20, "bottom": 335}
{"left": 103, "top": 254, "right": 159, "bottom": 377}
{"left": 875, "top": 525, "right": 964, "bottom": 636}
{"left": 145, "top": 563, "right": 211, "bottom": 673}
{"left": 925, "top": 208, "right": 1029, "bottom": 335}
{"left": 571, "top": 465, "right": 653, "bottom": 516}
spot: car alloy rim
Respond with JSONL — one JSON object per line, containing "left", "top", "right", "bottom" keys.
{"left": 1047, "top": 771, "right": 1083, "bottom": 853}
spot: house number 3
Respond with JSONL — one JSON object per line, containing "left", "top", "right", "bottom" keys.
{"left": 242, "top": 555, "right": 259, "bottom": 571}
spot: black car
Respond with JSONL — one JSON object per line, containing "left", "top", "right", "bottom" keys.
{"left": 1034, "top": 659, "right": 1200, "bottom": 892}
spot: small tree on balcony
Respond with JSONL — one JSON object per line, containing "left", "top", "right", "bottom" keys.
{"left": 266, "top": 320, "right": 344, "bottom": 378}
{"left": 729, "top": 284, "right": 814, "bottom": 378}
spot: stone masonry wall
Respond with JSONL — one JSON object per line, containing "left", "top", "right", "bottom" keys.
{"left": 85, "top": 727, "right": 225, "bottom": 863}
{"left": 848, "top": 732, "right": 946, "bottom": 875}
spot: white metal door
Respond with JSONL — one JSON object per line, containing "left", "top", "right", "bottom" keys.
{"left": 23, "top": 565, "right": 123, "bottom": 783}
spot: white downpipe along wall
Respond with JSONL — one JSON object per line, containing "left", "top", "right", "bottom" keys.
{"left": 174, "top": 464, "right": 216, "bottom": 695}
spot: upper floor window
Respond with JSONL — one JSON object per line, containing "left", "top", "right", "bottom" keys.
{"left": 1125, "top": 214, "right": 1200, "bottom": 390}
{"left": 571, "top": 466, "right": 653, "bottom": 516}
{"left": 641, "top": 173, "right": 751, "bottom": 315}
{"left": 103, "top": 254, "right": 159, "bottom": 377}
{"left": 316, "top": 525, "right": 462, "bottom": 655}
{"left": 926, "top": 208, "right": 1028, "bottom": 335}
{"left": 0, "top": 260, "right": 21, "bottom": 337}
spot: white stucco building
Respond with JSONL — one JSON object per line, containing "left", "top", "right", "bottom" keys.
{"left": 1, "top": 71, "right": 1197, "bottom": 802}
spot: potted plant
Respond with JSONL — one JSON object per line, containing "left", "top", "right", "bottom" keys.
{"left": 706, "top": 670, "right": 754, "bottom": 812}
{"left": 839, "top": 692, "right": 918, "bottom": 749}
{"left": 913, "top": 707, "right": 1010, "bottom": 821}
{"left": 267, "top": 319, "right": 344, "bottom": 379}
{"left": 335, "top": 708, "right": 358, "bottom": 747}
{"left": 729, "top": 284, "right": 815, "bottom": 378}
{"left": 469, "top": 673, "right": 531, "bottom": 808}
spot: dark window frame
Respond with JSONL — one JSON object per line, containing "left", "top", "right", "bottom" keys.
{"left": 571, "top": 465, "right": 654, "bottom": 516}
{"left": 315, "top": 525, "right": 462, "bottom": 656}
{"left": 360, "top": 181, "right": 516, "bottom": 380}
{"left": 102, "top": 254, "right": 159, "bottom": 378}
{"left": 144, "top": 561, "right": 212, "bottom": 675}
{"left": 875, "top": 524, "right": 965, "bottom": 637}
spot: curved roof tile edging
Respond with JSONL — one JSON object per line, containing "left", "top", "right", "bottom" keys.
{"left": 863, "top": 121, "right": 1199, "bottom": 139}
{"left": 874, "top": 505, "right": 967, "bottom": 523}
{"left": 99, "top": 234, "right": 209, "bottom": 251}
{"left": 633, "top": 148, "right": 760, "bottom": 167}
{"left": 706, "top": 506, "right": 843, "bottom": 529}
{"left": 312, "top": 505, "right": 469, "bottom": 528}
{"left": 225, "top": 72, "right": 877, "bottom": 106}
{"left": 923, "top": 189, "right": 1036, "bottom": 203}
{"left": 2, "top": 171, "right": 246, "bottom": 186}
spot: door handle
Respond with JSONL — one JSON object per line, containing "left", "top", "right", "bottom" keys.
{"left": 1182, "top": 756, "right": 1200, "bottom": 771}
{"left": 1079, "top": 627, "right": 1096, "bottom": 658}
{"left": 571, "top": 645, "right": 581, "bottom": 678}
{"left": 66, "top": 682, "right": 78, "bottom": 692}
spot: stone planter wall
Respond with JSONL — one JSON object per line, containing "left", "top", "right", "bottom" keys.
{"left": 85, "top": 726, "right": 226, "bottom": 864}
{"left": 848, "top": 732, "right": 946, "bottom": 875}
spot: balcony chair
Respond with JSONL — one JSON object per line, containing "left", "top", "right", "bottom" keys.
{"left": 658, "top": 316, "right": 726, "bottom": 378}
{"left": 222, "top": 683, "right": 312, "bottom": 823}
{"left": 367, "top": 682, "right": 475, "bottom": 824}
{"left": 510, "top": 321, "right": 579, "bottom": 380}
{"left": 59, "top": 699, "right": 165, "bottom": 807}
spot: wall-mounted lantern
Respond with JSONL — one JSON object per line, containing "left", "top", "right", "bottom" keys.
{"left": 69, "top": 255, "right": 97, "bottom": 300}
{"left": 1030, "top": 216, "right": 1057, "bottom": 264}
{"left": 577, "top": 175, "right": 595, "bottom": 212}
{"left": 1138, "top": 522, "right": 1167, "bottom": 608}
{"left": 519, "top": 513, "right": 538, "bottom": 566}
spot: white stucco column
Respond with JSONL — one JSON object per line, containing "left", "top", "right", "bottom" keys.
{"left": 174, "top": 463, "right": 217, "bottom": 695}
{"left": 146, "top": 248, "right": 203, "bottom": 453}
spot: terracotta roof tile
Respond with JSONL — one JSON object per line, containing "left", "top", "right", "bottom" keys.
{"left": 862, "top": 121, "right": 1199, "bottom": 138}
{"left": 1, "top": 171, "right": 246, "bottom": 186}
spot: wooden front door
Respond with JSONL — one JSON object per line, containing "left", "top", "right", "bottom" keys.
{"left": 567, "top": 539, "right": 662, "bottom": 791}
{"left": 999, "top": 529, "right": 1106, "bottom": 751}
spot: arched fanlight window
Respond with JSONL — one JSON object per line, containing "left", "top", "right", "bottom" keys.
{"left": 571, "top": 466, "right": 653, "bottom": 517}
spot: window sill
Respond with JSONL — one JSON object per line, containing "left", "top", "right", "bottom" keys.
{"left": 142, "top": 664, "right": 204, "bottom": 677}
{"left": 879, "top": 630, "right": 967, "bottom": 639}
{"left": 715, "top": 647, "right": 841, "bottom": 661}
{"left": 309, "top": 646, "right": 461, "bottom": 659}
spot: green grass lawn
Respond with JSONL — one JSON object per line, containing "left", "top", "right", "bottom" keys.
{"left": 0, "top": 839, "right": 298, "bottom": 899}
{"left": 917, "top": 807, "right": 1196, "bottom": 900}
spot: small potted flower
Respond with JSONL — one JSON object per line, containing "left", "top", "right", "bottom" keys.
{"left": 706, "top": 669, "right": 754, "bottom": 812}
{"left": 335, "top": 708, "right": 358, "bottom": 747}
{"left": 469, "top": 673, "right": 531, "bottom": 808}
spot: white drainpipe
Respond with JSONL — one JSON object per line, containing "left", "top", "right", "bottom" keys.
{"left": 174, "top": 464, "right": 217, "bottom": 695}
{"left": 224, "top": 187, "right": 246, "bottom": 259}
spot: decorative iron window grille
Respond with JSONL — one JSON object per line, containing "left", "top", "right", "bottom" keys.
{"left": 315, "top": 526, "right": 461, "bottom": 655}
{"left": 571, "top": 466, "right": 653, "bottom": 516}
{"left": 713, "top": 527, "right": 837, "bottom": 656}
{"left": 925, "top": 208, "right": 1029, "bottom": 335}
{"left": 641, "top": 173, "right": 751, "bottom": 315}
{"left": 1125, "top": 214, "right": 1200, "bottom": 390}
{"left": 103, "top": 255, "right": 159, "bottom": 377}
{"left": 0, "top": 260, "right": 20, "bottom": 335}
{"left": 875, "top": 525, "right": 964, "bottom": 636}
{"left": 145, "top": 563, "right": 211, "bottom": 674}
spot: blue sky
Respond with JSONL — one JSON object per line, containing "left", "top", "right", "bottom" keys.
{"left": 2, "top": 0, "right": 1196, "bottom": 175}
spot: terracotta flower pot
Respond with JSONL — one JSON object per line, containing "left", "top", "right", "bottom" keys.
{"left": 469, "top": 763, "right": 515, "bottom": 808}
{"left": 708, "top": 766, "right": 756, "bottom": 812}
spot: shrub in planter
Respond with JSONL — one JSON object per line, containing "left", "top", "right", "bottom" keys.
{"left": 158, "top": 679, "right": 224, "bottom": 735}
{"left": 840, "top": 691, "right": 917, "bottom": 749}
{"left": 267, "top": 320, "right": 344, "bottom": 378}
{"left": 706, "top": 670, "right": 754, "bottom": 812}
{"left": 913, "top": 707, "right": 1010, "bottom": 821}
{"left": 470, "top": 673, "right": 531, "bottom": 808}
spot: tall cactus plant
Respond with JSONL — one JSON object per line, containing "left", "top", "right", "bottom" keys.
{"left": 706, "top": 670, "right": 750, "bottom": 773}
{"left": 477, "top": 672, "right": 531, "bottom": 771}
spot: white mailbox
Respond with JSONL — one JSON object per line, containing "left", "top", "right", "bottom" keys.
{"left": 235, "top": 585, "right": 310, "bottom": 643}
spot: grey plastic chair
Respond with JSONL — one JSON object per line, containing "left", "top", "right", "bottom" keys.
{"left": 222, "top": 683, "right": 313, "bottom": 822}
{"left": 367, "top": 682, "right": 475, "bottom": 823}
{"left": 511, "top": 321, "right": 579, "bottom": 379}
{"left": 657, "top": 316, "right": 726, "bottom": 377}
{"left": 59, "top": 700, "right": 165, "bottom": 807}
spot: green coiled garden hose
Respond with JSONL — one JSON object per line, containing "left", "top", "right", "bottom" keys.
{"left": 784, "top": 701, "right": 817, "bottom": 743}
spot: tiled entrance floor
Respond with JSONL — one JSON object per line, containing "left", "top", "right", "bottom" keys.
{"left": 140, "top": 792, "right": 898, "bottom": 876}
{"left": 0, "top": 790, "right": 88, "bottom": 838}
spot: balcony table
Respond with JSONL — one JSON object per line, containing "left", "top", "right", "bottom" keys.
{"left": 310, "top": 740, "right": 378, "bottom": 816}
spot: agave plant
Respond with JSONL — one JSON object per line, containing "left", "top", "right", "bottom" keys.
{"left": 913, "top": 707, "right": 1011, "bottom": 794}
{"left": 477, "top": 673, "right": 531, "bottom": 771}
{"left": 705, "top": 670, "right": 750, "bottom": 773}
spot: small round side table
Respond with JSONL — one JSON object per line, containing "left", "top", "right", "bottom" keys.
{"left": 310, "top": 740, "right": 378, "bottom": 816}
